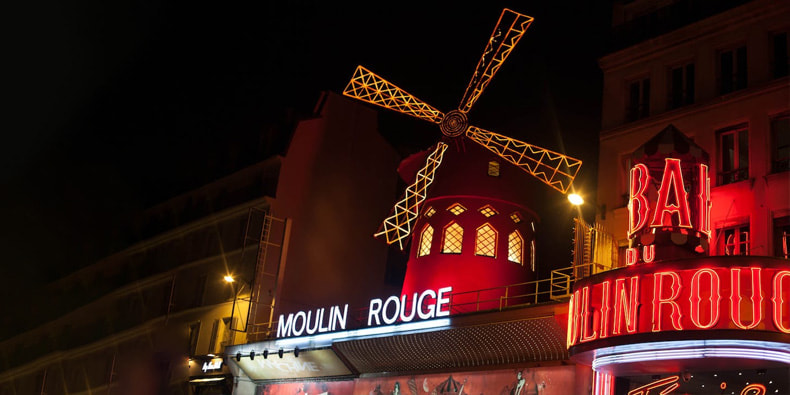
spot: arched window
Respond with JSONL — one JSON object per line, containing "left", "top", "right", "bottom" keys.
{"left": 442, "top": 222, "right": 464, "bottom": 254}
{"left": 508, "top": 231, "right": 524, "bottom": 265}
{"left": 418, "top": 225, "right": 433, "bottom": 257}
{"left": 475, "top": 223, "right": 497, "bottom": 257}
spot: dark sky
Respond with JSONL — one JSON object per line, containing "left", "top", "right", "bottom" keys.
{"left": 3, "top": 1, "right": 610, "bottom": 296}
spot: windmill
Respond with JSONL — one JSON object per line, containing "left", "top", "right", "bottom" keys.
{"left": 343, "top": 9, "right": 582, "bottom": 251}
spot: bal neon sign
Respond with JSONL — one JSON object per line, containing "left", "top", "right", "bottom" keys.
{"left": 277, "top": 287, "right": 452, "bottom": 338}
{"left": 567, "top": 260, "right": 790, "bottom": 348}
{"left": 626, "top": 158, "right": 711, "bottom": 264}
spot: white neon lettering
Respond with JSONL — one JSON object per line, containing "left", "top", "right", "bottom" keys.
{"left": 436, "top": 286, "right": 452, "bottom": 317}
{"left": 417, "top": 289, "right": 437, "bottom": 319}
{"left": 382, "top": 296, "right": 400, "bottom": 324}
{"left": 368, "top": 298, "right": 383, "bottom": 326}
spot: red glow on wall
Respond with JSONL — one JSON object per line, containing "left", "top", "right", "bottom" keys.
{"left": 650, "top": 159, "right": 692, "bottom": 229}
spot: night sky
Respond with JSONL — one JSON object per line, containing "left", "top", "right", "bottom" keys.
{"left": 3, "top": 1, "right": 610, "bottom": 299}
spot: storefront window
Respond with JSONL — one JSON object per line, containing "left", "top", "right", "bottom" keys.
{"left": 615, "top": 367, "right": 789, "bottom": 395}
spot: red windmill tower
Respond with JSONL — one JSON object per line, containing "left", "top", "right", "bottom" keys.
{"left": 343, "top": 9, "right": 583, "bottom": 311}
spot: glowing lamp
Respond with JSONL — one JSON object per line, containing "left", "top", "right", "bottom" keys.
{"left": 568, "top": 193, "right": 584, "bottom": 206}
{"left": 224, "top": 275, "right": 235, "bottom": 283}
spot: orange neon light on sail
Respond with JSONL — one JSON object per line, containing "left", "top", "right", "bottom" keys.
{"left": 342, "top": 9, "right": 583, "bottom": 248}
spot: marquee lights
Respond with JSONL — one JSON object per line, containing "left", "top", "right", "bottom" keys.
{"left": 592, "top": 341, "right": 790, "bottom": 370}
{"left": 567, "top": 264, "right": 790, "bottom": 347}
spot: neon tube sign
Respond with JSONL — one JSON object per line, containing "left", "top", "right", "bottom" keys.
{"left": 277, "top": 287, "right": 452, "bottom": 338}
{"left": 567, "top": 260, "right": 790, "bottom": 348}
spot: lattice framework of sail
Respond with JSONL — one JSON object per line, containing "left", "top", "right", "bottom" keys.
{"left": 343, "top": 8, "right": 583, "bottom": 249}
{"left": 374, "top": 143, "right": 449, "bottom": 250}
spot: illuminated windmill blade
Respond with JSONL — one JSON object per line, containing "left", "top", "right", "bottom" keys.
{"left": 466, "top": 126, "right": 582, "bottom": 194}
{"left": 458, "top": 9, "right": 534, "bottom": 113}
{"left": 375, "top": 142, "right": 449, "bottom": 250}
{"left": 343, "top": 65, "right": 445, "bottom": 124}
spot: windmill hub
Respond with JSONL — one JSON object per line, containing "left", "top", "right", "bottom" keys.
{"left": 439, "top": 110, "right": 468, "bottom": 138}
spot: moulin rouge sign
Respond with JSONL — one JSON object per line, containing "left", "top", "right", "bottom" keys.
{"left": 276, "top": 287, "right": 452, "bottom": 338}
{"left": 568, "top": 151, "right": 789, "bottom": 350}
{"left": 567, "top": 259, "right": 790, "bottom": 348}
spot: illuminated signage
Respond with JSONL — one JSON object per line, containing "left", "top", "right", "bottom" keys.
{"left": 202, "top": 358, "right": 223, "bottom": 372}
{"left": 277, "top": 287, "right": 452, "bottom": 338}
{"left": 567, "top": 259, "right": 790, "bottom": 348}
{"left": 626, "top": 158, "right": 711, "bottom": 264}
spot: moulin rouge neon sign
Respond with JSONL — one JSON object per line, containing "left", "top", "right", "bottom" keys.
{"left": 567, "top": 262, "right": 790, "bottom": 347}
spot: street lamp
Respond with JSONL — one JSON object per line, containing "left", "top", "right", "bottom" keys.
{"left": 567, "top": 193, "right": 584, "bottom": 206}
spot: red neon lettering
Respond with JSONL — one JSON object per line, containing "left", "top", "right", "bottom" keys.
{"left": 627, "top": 376, "right": 680, "bottom": 395}
{"left": 651, "top": 158, "right": 692, "bottom": 228}
{"left": 642, "top": 245, "right": 655, "bottom": 263}
{"left": 730, "top": 267, "right": 763, "bottom": 330}
{"left": 740, "top": 383, "right": 767, "bottom": 395}
{"left": 689, "top": 268, "right": 721, "bottom": 329}
{"left": 628, "top": 164, "right": 650, "bottom": 237}
{"left": 613, "top": 276, "right": 640, "bottom": 335}
{"left": 568, "top": 289, "right": 582, "bottom": 346}
{"left": 772, "top": 270, "right": 790, "bottom": 334}
{"left": 580, "top": 286, "right": 598, "bottom": 342}
{"left": 697, "top": 164, "right": 712, "bottom": 238}
{"left": 652, "top": 271, "right": 683, "bottom": 331}
{"left": 626, "top": 248, "right": 639, "bottom": 266}
{"left": 599, "top": 281, "right": 612, "bottom": 339}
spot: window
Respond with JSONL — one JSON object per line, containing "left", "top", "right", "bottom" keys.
{"left": 626, "top": 77, "right": 650, "bottom": 122}
{"left": 188, "top": 322, "right": 200, "bottom": 356}
{"left": 717, "top": 125, "right": 748, "bottom": 185}
{"left": 771, "top": 114, "right": 790, "bottom": 173}
{"left": 220, "top": 317, "right": 233, "bottom": 350}
{"left": 508, "top": 231, "right": 523, "bottom": 265}
{"left": 478, "top": 205, "right": 498, "bottom": 217}
{"left": 667, "top": 63, "right": 695, "bottom": 109}
{"left": 442, "top": 222, "right": 463, "bottom": 254}
{"left": 424, "top": 206, "right": 436, "bottom": 218}
{"left": 718, "top": 225, "right": 749, "bottom": 256}
{"left": 418, "top": 225, "right": 433, "bottom": 257}
{"left": 718, "top": 46, "right": 747, "bottom": 94}
{"left": 208, "top": 319, "right": 220, "bottom": 354}
{"left": 475, "top": 224, "right": 497, "bottom": 257}
{"left": 488, "top": 161, "right": 500, "bottom": 177}
{"left": 191, "top": 274, "right": 207, "bottom": 308}
{"left": 774, "top": 32, "right": 789, "bottom": 78}
{"left": 510, "top": 212, "right": 522, "bottom": 224}
{"left": 448, "top": 203, "right": 466, "bottom": 215}
{"left": 775, "top": 217, "right": 790, "bottom": 259}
